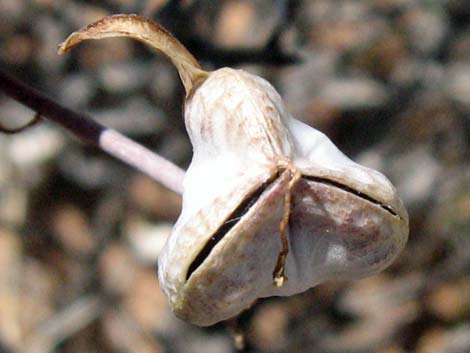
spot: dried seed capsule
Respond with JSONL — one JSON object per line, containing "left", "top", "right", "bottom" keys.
{"left": 161, "top": 68, "right": 408, "bottom": 325}
{"left": 60, "top": 15, "right": 409, "bottom": 326}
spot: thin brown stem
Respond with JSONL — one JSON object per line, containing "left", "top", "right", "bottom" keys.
{"left": 0, "top": 68, "right": 184, "bottom": 194}
{"left": 273, "top": 168, "right": 301, "bottom": 287}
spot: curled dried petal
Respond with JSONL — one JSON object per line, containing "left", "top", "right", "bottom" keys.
{"left": 58, "top": 14, "right": 208, "bottom": 96}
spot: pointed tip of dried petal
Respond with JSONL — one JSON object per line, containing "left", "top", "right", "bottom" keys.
{"left": 57, "top": 14, "right": 208, "bottom": 96}
{"left": 58, "top": 33, "right": 80, "bottom": 55}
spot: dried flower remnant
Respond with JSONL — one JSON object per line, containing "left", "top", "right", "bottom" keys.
{"left": 58, "top": 14, "right": 207, "bottom": 96}
{"left": 59, "top": 14, "right": 409, "bottom": 326}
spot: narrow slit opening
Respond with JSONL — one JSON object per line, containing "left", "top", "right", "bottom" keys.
{"left": 303, "top": 175, "right": 399, "bottom": 217}
{"left": 185, "top": 172, "right": 280, "bottom": 281}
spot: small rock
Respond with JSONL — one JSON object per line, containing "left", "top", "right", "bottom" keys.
{"left": 0, "top": 185, "right": 28, "bottom": 227}
{"left": 448, "top": 32, "right": 470, "bottom": 62}
{"left": 149, "top": 60, "right": 179, "bottom": 102}
{"left": 57, "top": 148, "right": 123, "bottom": 189}
{"left": 61, "top": 3, "right": 109, "bottom": 31}
{"left": 279, "top": 52, "right": 338, "bottom": 124}
{"left": 214, "top": 0, "right": 257, "bottom": 48}
{"left": 0, "top": 33, "right": 36, "bottom": 65}
{"left": 249, "top": 302, "right": 289, "bottom": 352}
{"left": 50, "top": 204, "right": 95, "bottom": 256}
{"left": 321, "top": 300, "right": 419, "bottom": 352}
{"left": 103, "top": 308, "right": 163, "bottom": 353}
{"left": 97, "top": 61, "right": 150, "bottom": 94}
{"left": 142, "top": 0, "right": 169, "bottom": 17}
{"left": 91, "top": 97, "right": 166, "bottom": 136}
{"left": 0, "top": 101, "right": 64, "bottom": 179}
{"left": 36, "top": 16, "right": 67, "bottom": 73}
{"left": 319, "top": 76, "right": 389, "bottom": 110}
{"left": 126, "top": 218, "right": 172, "bottom": 265}
{"left": 445, "top": 63, "right": 470, "bottom": 109}
{"left": 0, "top": 99, "right": 38, "bottom": 132}
{"left": 352, "top": 29, "right": 408, "bottom": 80}
{"left": 99, "top": 243, "right": 139, "bottom": 296}
{"left": 0, "top": 0, "right": 26, "bottom": 22}
{"left": 123, "top": 269, "right": 173, "bottom": 333}
{"left": 390, "top": 58, "right": 425, "bottom": 87}
{"left": 212, "top": 0, "right": 281, "bottom": 49}
{"left": 127, "top": 175, "right": 182, "bottom": 221}
{"left": 20, "top": 258, "right": 61, "bottom": 334}
{"left": 57, "top": 73, "right": 95, "bottom": 108}
{"left": 415, "top": 325, "right": 470, "bottom": 353}
{"left": 425, "top": 278, "right": 470, "bottom": 321}
{"left": 0, "top": 230, "right": 22, "bottom": 350}
{"left": 390, "top": 146, "right": 441, "bottom": 208}
{"left": 400, "top": 6, "right": 449, "bottom": 55}
{"left": 7, "top": 126, "right": 64, "bottom": 172}
{"left": 171, "top": 330, "right": 233, "bottom": 353}
{"left": 446, "top": 325, "right": 470, "bottom": 353}
{"left": 338, "top": 273, "right": 424, "bottom": 318}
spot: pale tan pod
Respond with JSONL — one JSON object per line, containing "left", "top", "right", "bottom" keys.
{"left": 161, "top": 68, "right": 408, "bottom": 325}
{"left": 59, "top": 15, "right": 409, "bottom": 327}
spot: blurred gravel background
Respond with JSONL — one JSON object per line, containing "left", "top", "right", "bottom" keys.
{"left": 0, "top": 1, "right": 469, "bottom": 352}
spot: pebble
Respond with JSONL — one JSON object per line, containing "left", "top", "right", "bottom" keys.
{"left": 416, "top": 325, "right": 470, "bottom": 353}
{"left": 0, "top": 185, "right": 27, "bottom": 227}
{"left": 102, "top": 308, "right": 163, "bottom": 353}
{"left": 90, "top": 97, "right": 166, "bottom": 136}
{"left": 0, "top": 34, "right": 36, "bottom": 65}
{"left": 249, "top": 302, "right": 289, "bottom": 352}
{"left": 449, "top": 32, "right": 470, "bottom": 61}
{"left": 149, "top": 60, "right": 180, "bottom": 102}
{"left": 57, "top": 148, "right": 123, "bottom": 189}
{"left": 6, "top": 126, "right": 65, "bottom": 173}
{"left": 279, "top": 51, "right": 338, "bottom": 124}
{"left": 0, "top": 230, "right": 22, "bottom": 350}
{"left": 57, "top": 73, "right": 96, "bottom": 108}
{"left": 0, "top": 0, "right": 25, "bottom": 21}
{"left": 321, "top": 301, "right": 419, "bottom": 352}
{"left": 212, "top": 0, "right": 281, "bottom": 49}
{"left": 319, "top": 76, "right": 389, "bottom": 110}
{"left": 97, "top": 61, "right": 150, "bottom": 94}
{"left": 425, "top": 278, "right": 470, "bottom": 321}
{"left": 99, "top": 243, "right": 140, "bottom": 296}
{"left": 170, "top": 330, "right": 233, "bottom": 353}
{"left": 126, "top": 219, "right": 172, "bottom": 265}
{"left": 36, "top": 16, "right": 67, "bottom": 74}
{"left": 338, "top": 273, "right": 424, "bottom": 318}
{"left": 20, "top": 258, "right": 61, "bottom": 335}
{"left": 123, "top": 268, "right": 173, "bottom": 333}
{"left": 50, "top": 204, "right": 96, "bottom": 256}
{"left": 0, "top": 100, "right": 38, "bottom": 131}
{"left": 400, "top": 6, "right": 449, "bottom": 55}
{"left": 445, "top": 63, "right": 470, "bottom": 109}
{"left": 389, "top": 146, "right": 441, "bottom": 208}
{"left": 127, "top": 175, "right": 182, "bottom": 221}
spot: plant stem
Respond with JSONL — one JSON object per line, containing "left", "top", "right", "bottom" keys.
{"left": 0, "top": 68, "right": 184, "bottom": 194}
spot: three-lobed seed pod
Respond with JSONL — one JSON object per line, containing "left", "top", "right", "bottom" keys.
{"left": 60, "top": 14, "right": 409, "bottom": 326}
